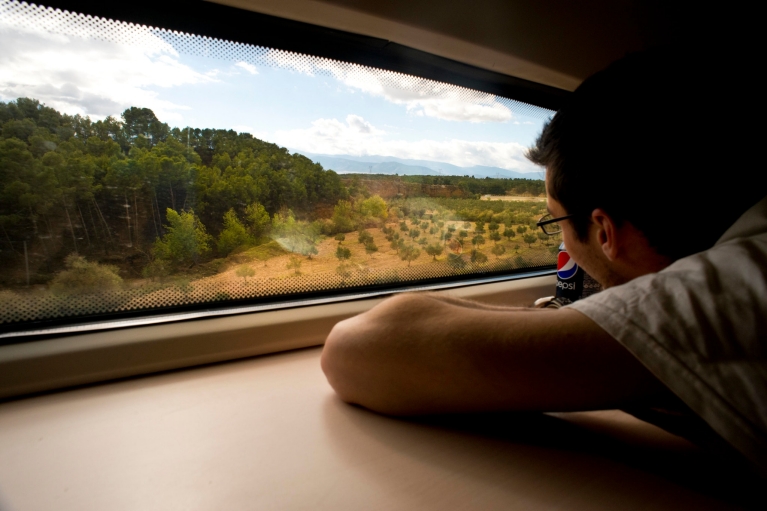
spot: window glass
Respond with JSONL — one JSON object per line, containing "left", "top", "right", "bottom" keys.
{"left": 0, "top": 0, "right": 558, "bottom": 332}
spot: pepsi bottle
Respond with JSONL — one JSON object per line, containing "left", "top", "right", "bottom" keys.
{"left": 555, "top": 242, "right": 601, "bottom": 304}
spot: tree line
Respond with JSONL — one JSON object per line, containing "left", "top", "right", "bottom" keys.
{"left": 342, "top": 173, "right": 546, "bottom": 197}
{"left": 0, "top": 98, "right": 347, "bottom": 286}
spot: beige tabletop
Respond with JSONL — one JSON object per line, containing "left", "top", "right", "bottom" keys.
{"left": 0, "top": 347, "right": 758, "bottom": 511}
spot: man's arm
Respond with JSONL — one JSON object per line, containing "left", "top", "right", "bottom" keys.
{"left": 321, "top": 293, "right": 671, "bottom": 416}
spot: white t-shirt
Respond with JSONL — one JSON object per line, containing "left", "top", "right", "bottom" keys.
{"left": 568, "top": 196, "right": 767, "bottom": 474}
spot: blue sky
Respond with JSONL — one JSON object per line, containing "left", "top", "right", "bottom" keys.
{"left": 0, "top": 18, "right": 553, "bottom": 172}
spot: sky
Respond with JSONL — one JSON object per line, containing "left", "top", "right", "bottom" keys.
{"left": 0, "top": 20, "right": 554, "bottom": 173}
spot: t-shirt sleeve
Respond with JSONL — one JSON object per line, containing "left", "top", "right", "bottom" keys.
{"left": 567, "top": 235, "right": 767, "bottom": 474}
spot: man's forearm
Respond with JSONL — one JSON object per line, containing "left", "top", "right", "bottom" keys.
{"left": 416, "top": 292, "right": 543, "bottom": 311}
{"left": 321, "top": 293, "right": 670, "bottom": 416}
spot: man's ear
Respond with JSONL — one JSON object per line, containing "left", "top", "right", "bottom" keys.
{"left": 591, "top": 209, "right": 619, "bottom": 261}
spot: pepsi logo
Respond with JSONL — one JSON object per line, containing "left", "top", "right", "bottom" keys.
{"left": 557, "top": 251, "right": 579, "bottom": 280}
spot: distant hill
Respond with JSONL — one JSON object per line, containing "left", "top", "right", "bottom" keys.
{"left": 293, "top": 151, "right": 543, "bottom": 180}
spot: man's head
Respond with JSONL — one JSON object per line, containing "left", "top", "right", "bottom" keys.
{"left": 527, "top": 47, "right": 762, "bottom": 279}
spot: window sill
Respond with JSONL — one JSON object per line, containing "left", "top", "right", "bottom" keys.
{"left": 0, "top": 345, "right": 750, "bottom": 510}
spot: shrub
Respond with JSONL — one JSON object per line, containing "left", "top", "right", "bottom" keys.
{"left": 50, "top": 254, "right": 123, "bottom": 295}
{"left": 236, "top": 265, "right": 255, "bottom": 281}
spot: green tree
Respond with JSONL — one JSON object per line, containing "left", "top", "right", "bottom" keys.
{"left": 245, "top": 202, "right": 271, "bottom": 240}
{"left": 335, "top": 244, "right": 352, "bottom": 261}
{"left": 364, "top": 240, "right": 378, "bottom": 257}
{"left": 400, "top": 221, "right": 408, "bottom": 232}
{"left": 420, "top": 221, "right": 429, "bottom": 231}
{"left": 517, "top": 225, "right": 528, "bottom": 234}
{"left": 488, "top": 221, "right": 500, "bottom": 232}
{"left": 408, "top": 228, "right": 420, "bottom": 240}
{"left": 425, "top": 243, "right": 444, "bottom": 261}
{"left": 359, "top": 195, "right": 388, "bottom": 222}
{"left": 503, "top": 228, "right": 515, "bottom": 241}
{"left": 537, "top": 231, "right": 550, "bottom": 245}
{"left": 471, "top": 234, "right": 485, "bottom": 248}
{"left": 399, "top": 244, "right": 420, "bottom": 267}
{"left": 489, "top": 231, "right": 501, "bottom": 245}
{"left": 121, "top": 106, "right": 169, "bottom": 147}
{"left": 491, "top": 244, "right": 506, "bottom": 259}
{"left": 217, "top": 209, "right": 252, "bottom": 256}
{"left": 332, "top": 200, "right": 355, "bottom": 233}
{"left": 334, "top": 233, "right": 345, "bottom": 244}
{"left": 154, "top": 209, "right": 212, "bottom": 268}
{"left": 474, "top": 221, "right": 486, "bottom": 234}
{"left": 459, "top": 230, "right": 468, "bottom": 240}
{"left": 358, "top": 230, "right": 373, "bottom": 245}
{"left": 523, "top": 233, "right": 537, "bottom": 247}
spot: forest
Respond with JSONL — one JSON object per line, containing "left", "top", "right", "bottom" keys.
{"left": 0, "top": 98, "right": 554, "bottom": 325}
{"left": 341, "top": 174, "right": 546, "bottom": 197}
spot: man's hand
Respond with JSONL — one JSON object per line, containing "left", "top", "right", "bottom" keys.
{"left": 321, "top": 293, "right": 671, "bottom": 416}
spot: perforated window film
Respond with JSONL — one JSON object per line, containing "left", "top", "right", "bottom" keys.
{"left": 0, "top": 0, "right": 557, "bottom": 333}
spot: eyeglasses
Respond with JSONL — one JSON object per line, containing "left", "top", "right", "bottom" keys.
{"left": 537, "top": 213, "right": 576, "bottom": 235}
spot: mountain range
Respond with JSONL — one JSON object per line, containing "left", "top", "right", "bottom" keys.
{"left": 292, "top": 151, "right": 543, "bottom": 180}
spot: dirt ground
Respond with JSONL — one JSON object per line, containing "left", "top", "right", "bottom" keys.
{"left": 219, "top": 222, "right": 549, "bottom": 279}
{"left": 480, "top": 195, "right": 547, "bottom": 202}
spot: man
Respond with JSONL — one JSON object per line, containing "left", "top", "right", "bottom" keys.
{"left": 321, "top": 49, "right": 767, "bottom": 474}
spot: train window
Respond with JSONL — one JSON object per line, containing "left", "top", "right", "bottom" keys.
{"left": 0, "top": 0, "right": 556, "bottom": 338}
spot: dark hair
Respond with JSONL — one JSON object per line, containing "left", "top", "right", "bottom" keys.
{"left": 527, "top": 47, "right": 765, "bottom": 260}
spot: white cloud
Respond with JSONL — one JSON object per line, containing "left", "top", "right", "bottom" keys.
{"left": 0, "top": 26, "right": 216, "bottom": 122}
{"left": 273, "top": 116, "right": 538, "bottom": 172}
{"left": 345, "top": 114, "right": 379, "bottom": 134}
{"left": 231, "top": 125, "right": 255, "bottom": 133}
{"left": 235, "top": 61, "right": 258, "bottom": 75}
{"left": 266, "top": 50, "right": 512, "bottom": 123}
